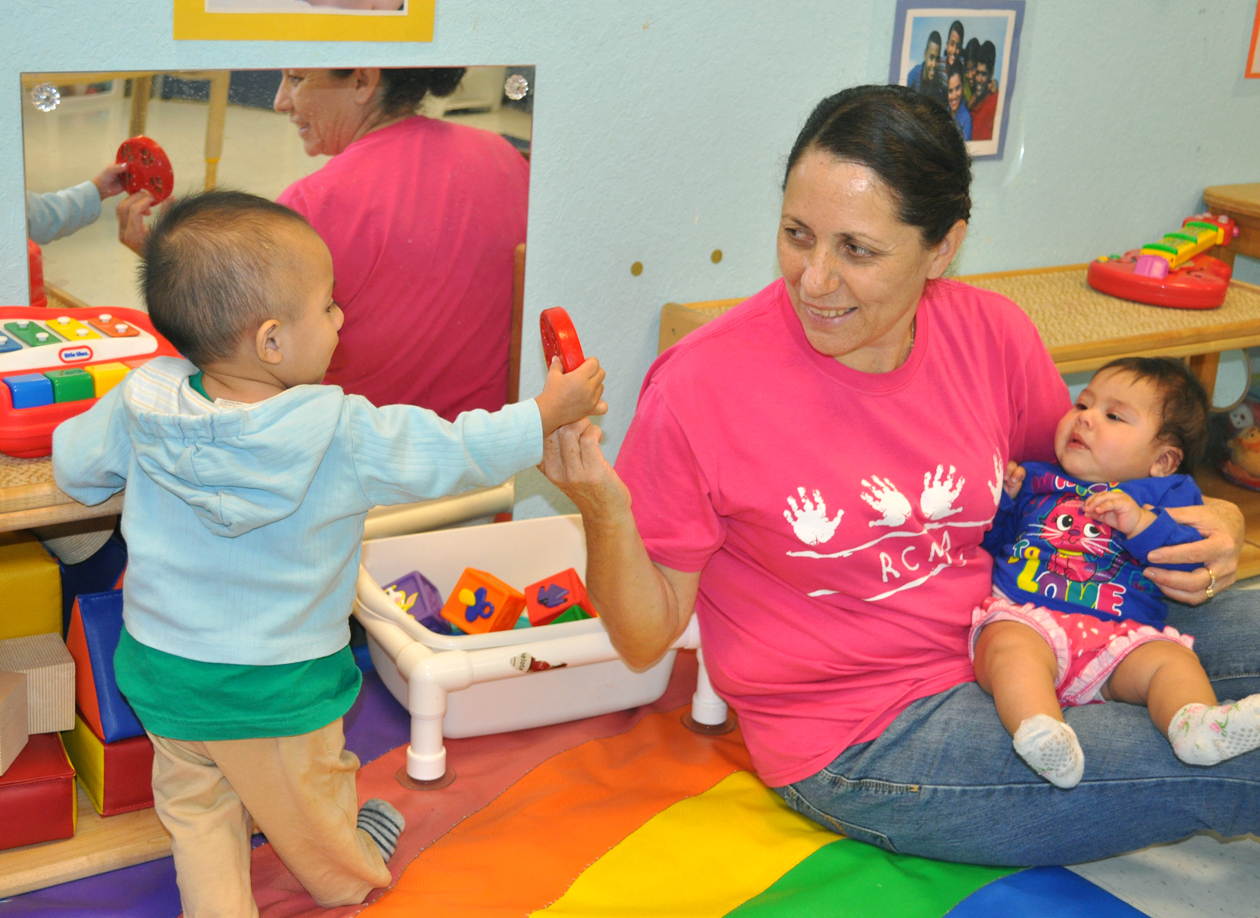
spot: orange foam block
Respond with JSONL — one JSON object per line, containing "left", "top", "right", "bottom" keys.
{"left": 439, "top": 569, "right": 525, "bottom": 634}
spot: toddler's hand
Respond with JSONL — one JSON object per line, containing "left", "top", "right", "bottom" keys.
{"left": 535, "top": 357, "right": 607, "bottom": 436}
{"left": 1084, "top": 490, "right": 1151, "bottom": 538}
{"left": 92, "top": 163, "right": 129, "bottom": 200}
{"left": 1003, "top": 461, "right": 1025, "bottom": 499}
{"left": 116, "top": 190, "right": 157, "bottom": 255}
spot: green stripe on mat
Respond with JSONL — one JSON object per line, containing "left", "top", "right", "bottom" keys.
{"left": 724, "top": 839, "right": 1017, "bottom": 918}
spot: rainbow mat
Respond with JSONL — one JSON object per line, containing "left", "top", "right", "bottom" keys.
{"left": 2, "top": 652, "right": 1249, "bottom": 916}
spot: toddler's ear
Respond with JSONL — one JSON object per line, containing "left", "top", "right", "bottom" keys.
{"left": 255, "top": 319, "right": 283, "bottom": 366}
{"left": 1149, "top": 444, "right": 1183, "bottom": 478}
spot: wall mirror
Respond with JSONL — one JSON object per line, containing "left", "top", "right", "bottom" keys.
{"left": 21, "top": 66, "right": 533, "bottom": 412}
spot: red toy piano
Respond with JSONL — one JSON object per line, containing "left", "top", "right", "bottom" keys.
{"left": 0, "top": 306, "right": 180, "bottom": 457}
{"left": 1086, "top": 213, "right": 1240, "bottom": 309}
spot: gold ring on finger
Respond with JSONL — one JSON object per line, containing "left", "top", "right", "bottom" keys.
{"left": 1205, "top": 566, "right": 1216, "bottom": 600}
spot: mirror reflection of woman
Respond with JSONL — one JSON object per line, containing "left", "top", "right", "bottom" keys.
{"left": 118, "top": 68, "right": 528, "bottom": 421}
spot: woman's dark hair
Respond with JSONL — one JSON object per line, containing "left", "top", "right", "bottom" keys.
{"left": 331, "top": 67, "right": 467, "bottom": 117}
{"left": 964, "top": 37, "right": 980, "bottom": 65}
{"left": 784, "top": 85, "right": 972, "bottom": 246}
{"left": 1098, "top": 357, "right": 1210, "bottom": 474}
{"left": 948, "top": 20, "right": 964, "bottom": 45}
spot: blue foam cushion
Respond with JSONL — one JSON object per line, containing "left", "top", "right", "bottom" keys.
{"left": 76, "top": 589, "right": 145, "bottom": 742}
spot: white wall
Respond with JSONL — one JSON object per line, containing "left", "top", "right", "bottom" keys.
{"left": 3, "top": 1, "right": 1259, "bottom": 516}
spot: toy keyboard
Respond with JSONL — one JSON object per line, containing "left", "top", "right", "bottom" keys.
{"left": 0, "top": 306, "right": 181, "bottom": 458}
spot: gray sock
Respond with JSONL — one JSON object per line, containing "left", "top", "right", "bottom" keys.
{"left": 358, "top": 798, "right": 405, "bottom": 861}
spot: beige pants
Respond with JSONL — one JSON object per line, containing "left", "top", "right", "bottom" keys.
{"left": 148, "top": 719, "right": 392, "bottom": 918}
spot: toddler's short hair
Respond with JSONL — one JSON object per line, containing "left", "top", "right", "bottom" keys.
{"left": 1098, "top": 357, "right": 1210, "bottom": 475}
{"left": 141, "top": 190, "right": 314, "bottom": 367}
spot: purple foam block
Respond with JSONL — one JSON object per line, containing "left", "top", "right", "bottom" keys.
{"left": 382, "top": 570, "right": 443, "bottom": 620}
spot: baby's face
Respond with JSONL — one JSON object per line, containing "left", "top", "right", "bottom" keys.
{"left": 1055, "top": 369, "right": 1169, "bottom": 482}
{"left": 276, "top": 231, "right": 343, "bottom": 387}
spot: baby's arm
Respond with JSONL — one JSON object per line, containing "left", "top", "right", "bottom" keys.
{"left": 981, "top": 463, "right": 1024, "bottom": 557}
{"left": 1002, "top": 461, "right": 1025, "bottom": 499}
{"left": 1085, "top": 488, "right": 1202, "bottom": 572}
{"left": 51, "top": 384, "right": 132, "bottom": 504}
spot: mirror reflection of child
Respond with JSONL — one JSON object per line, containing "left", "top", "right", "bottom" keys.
{"left": 974, "top": 358, "right": 1260, "bottom": 788}
{"left": 53, "top": 190, "right": 606, "bottom": 915}
{"left": 26, "top": 163, "right": 127, "bottom": 245}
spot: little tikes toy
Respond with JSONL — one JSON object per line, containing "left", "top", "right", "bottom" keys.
{"left": 1086, "top": 213, "right": 1239, "bottom": 309}
{"left": 116, "top": 136, "right": 174, "bottom": 204}
{"left": 0, "top": 305, "right": 181, "bottom": 457}
{"left": 540, "top": 307, "right": 585, "bottom": 372}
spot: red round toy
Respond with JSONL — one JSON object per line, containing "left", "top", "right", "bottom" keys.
{"left": 116, "top": 136, "right": 174, "bottom": 203}
{"left": 540, "top": 307, "right": 585, "bottom": 373}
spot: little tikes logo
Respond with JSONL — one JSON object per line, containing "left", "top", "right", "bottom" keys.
{"left": 59, "top": 345, "right": 92, "bottom": 364}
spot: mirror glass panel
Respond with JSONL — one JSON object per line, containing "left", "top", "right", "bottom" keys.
{"left": 22, "top": 67, "right": 532, "bottom": 313}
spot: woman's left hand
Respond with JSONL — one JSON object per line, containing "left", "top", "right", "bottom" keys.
{"left": 1143, "top": 497, "right": 1245, "bottom": 604}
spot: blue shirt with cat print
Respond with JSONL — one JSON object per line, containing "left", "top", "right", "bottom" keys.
{"left": 982, "top": 461, "right": 1203, "bottom": 627}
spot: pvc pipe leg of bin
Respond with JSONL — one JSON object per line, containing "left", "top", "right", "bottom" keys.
{"left": 398, "top": 680, "right": 456, "bottom": 790}
{"left": 683, "top": 646, "right": 737, "bottom": 735}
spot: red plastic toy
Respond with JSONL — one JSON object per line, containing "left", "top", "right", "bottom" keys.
{"left": 0, "top": 305, "right": 181, "bottom": 457}
{"left": 1086, "top": 214, "right": 1239, "bottom": 310}
{"left": 116, "top": 136, "right": 174, "bottom": 204}
{"left": 27, "top": 240, "right": 46, "bottom": 309}
{"left": 540, "top": 307, "right": 585, "bottom": 372}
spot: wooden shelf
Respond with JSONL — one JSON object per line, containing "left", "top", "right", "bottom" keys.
{"left": 0, "top": 785, "right": 170, "bottom": 898}
{"left": 1195, "top": 468, "right": 1260, "bottom": 581}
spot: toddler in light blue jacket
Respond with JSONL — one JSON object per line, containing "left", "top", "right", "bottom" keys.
{"left": 53, "top": 190, "right": 606, "bottom": 917}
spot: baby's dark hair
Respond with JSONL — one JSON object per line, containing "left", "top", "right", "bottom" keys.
{"left": 1098, "top": 357, "right": 1210, "bottom": 474}
{"left": 141, "top": 190, "right": 314, "bottom": 367}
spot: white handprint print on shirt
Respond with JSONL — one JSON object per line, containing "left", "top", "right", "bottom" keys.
{"left": 986, "top": 451, "right": 1003, "bottom": 506}
{"left": 783, "top": 487, "right": 843, "bottom": 546}
{"left": 860, "top": 476, "right": 912, "bottom": 528}
{"left": 920, "top": 465, "right": 965, "bottom": 520}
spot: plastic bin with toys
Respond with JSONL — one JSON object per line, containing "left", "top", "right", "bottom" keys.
{"left": 354, "top": 513, "right": 727, "bottom": 787}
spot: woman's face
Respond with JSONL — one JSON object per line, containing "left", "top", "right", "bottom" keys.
{"left": 778, "top": 152, "right": 959, "bottom": 369}
{"left": 948, "top": 73, "right": 963, "bottom": 113}
{"left": 274, "top": 69, "right": 375, "bottom": 157}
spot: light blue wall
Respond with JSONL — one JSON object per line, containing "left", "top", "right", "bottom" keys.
{"left": 3, "top": 1, "right": 1259, "bottom": 516}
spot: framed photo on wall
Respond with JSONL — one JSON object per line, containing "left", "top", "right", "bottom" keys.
{"left": 174, "top": 0, "right": 433, "bottom": 40}
{"left": 888, "top": 0, "right": 1025, "bottom": 160}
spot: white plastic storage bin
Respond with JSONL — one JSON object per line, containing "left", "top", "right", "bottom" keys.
{"left": 355, "top": 515, "right": 726, "bottom": 783}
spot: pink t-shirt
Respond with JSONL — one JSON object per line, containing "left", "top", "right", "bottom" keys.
{"left": 616, "top": 278, "right": 1069, "bottom": 786}
{"left": 278, "top": 116, "right": 529, "bottom": 420}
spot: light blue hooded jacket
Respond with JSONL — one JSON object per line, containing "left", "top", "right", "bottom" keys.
{"left": 53, "top": 357, "right": 542, "bottom": 665}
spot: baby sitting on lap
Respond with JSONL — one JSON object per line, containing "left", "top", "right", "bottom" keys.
{"left": 975, "top": 357, "right": 1260, "bottom": 788}
{"left": 53, "top": 190, "right": 605, "bottom": 916}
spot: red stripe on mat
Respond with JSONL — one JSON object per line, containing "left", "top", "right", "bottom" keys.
{"left": 249, "top": 651, "right": 746, "bottom": 918}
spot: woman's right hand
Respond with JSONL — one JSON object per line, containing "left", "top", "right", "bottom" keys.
{"left": 116, "top": 190, "right": 155, "bottom": 255}
{"left": 541, "top": 418, "right": 698, "bottom": 668}
{"left": 540, "top": 417, "right": 627, "bottom": 517}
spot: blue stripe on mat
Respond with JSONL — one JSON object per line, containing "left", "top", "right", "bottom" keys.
{"left": 945, "top": 866, "right": 1149, "bottom": 917}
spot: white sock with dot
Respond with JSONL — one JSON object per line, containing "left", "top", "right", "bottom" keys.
{"left": 1012, "top": 713, "right": 1084, "bottom": 788}
{"left": 1168, "top": 695, "right": 1260, "bottom": 766}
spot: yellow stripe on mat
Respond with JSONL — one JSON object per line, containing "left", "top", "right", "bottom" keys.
{"left": 533, "top": 771, "right": 840, "bottom": 918}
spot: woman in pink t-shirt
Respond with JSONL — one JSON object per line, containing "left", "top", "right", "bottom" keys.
{"left": 119, "top": 68, "right": 528, "bottom": 420}
{"left": 543, "top": 85, "right": 1259, "bottom": 866}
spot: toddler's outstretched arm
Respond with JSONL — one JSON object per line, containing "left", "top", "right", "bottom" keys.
{"left": 535, "top": 357, "right": 607, "bottom": 436}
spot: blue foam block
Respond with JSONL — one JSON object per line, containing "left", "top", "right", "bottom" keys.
{"left": 76, "top": 589, "right": 145, "bottom": 743}
{"left": 4, "top": 373, "right": 54, "bottom": 408}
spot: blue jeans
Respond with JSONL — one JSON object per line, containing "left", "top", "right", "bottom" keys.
{"left": 775, "top": 590, "right": 1260, "bottom": 866}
